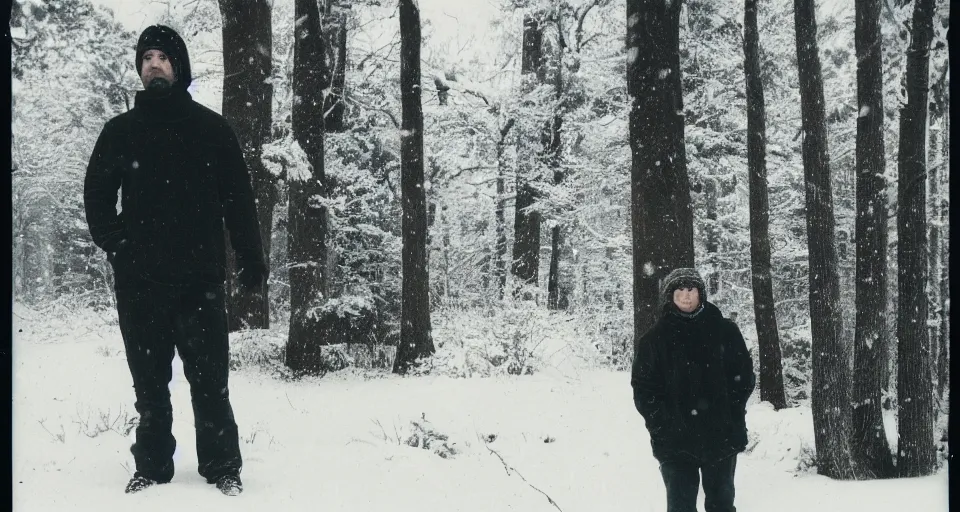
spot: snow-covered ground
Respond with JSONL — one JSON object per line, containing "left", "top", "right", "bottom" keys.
{"left": 12, "top": 303, "right": 948, "bottom": 512}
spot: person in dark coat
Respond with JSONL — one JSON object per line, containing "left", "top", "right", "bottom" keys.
{"left": 84, "top": 24, "right": 267, "bottom": 496}
{"left": 631, "top": 268, "right": 756, "bottom": 512}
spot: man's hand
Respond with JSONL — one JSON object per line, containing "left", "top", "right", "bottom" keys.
{"left": 237, "top": 261, "right": 267, "bottom": 292}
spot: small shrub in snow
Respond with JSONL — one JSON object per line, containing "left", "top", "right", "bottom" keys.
{"left": 417, "top": 305, "right": 596, "bottom": 378}
{"left": 405, "top": 415, "right": 460, "bottom": 459}
{"left": 72, "top": 404, "right": 137, "bottom": 439}
{"left": 371, "top": 415, "right": 460, "bottom": 459}
{"left": 794, "top": 441, "right": 818, "bottom": 474}
{"left": 95, "top": 344, "right": 116, "bottom": 357}
{"left": 38, "top": 419, "right": 66, "bottom": 444}
{"left": 228, "top": 328, "right": 286, "bottom": 372}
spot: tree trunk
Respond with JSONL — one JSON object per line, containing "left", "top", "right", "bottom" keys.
{"left": 850, "top": 0, "right": 895, "bottom": 479}
{"left": 546, "top": 24, "right": 566, "bottom": 310}
{"left": 626, "top": 0, "right": 694, "bottom": 339}
{"left": 704, "top": 177, "right": 720, "bottom": 296}
{"left": 512, "top": 15, "right": 544, "bottom": 293}
{"left": 794, "top": 0, "right": 858, "bottom": 480}
{"left": 393, "top": 0, "right": 434, "bottom": 374}
{"left": 218, "top": 0, "right": 274, "bottom": 331}
{"left": 896, "top": 0, "right": 935, "bottom": 478}
{"left": 928, "top": 86, "right": 948, "bottom": 402}
{"left": 935, "top": 104, "right": 948, "bottom": 399}
{"left": 321, "top": 0, "right": 348, "bottom": 133}
{"left": 545, "top": 112, "right": 564, "bottom": 309}
{"left": 926, "top": 115, "right": 940, "bottom": 395}
{"left": 286, "top": 0, "right": 328, "bottom": 374}
{"left": 743, "top": 0, "right": 787, "bottom": 412}
{"left": 495, "top": 118, "right": 515, "bottom": 301}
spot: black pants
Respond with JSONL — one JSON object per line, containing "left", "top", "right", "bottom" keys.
{"left": 116, "top": 282, "right": 241, "bottom": 483}
{"left": 659, "top": 455, "right": 737, "bottom": 512}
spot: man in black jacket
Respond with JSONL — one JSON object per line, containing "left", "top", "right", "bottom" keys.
{"left": 631, "top": 268, "right": 756, "bottom": 512}
{"left": 84, "top": 25, "right": 267, "bottom": 496}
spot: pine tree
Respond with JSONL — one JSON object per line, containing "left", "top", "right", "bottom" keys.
{"left": 219, "top": 0, "right": 275, "bottom": 330}
{"left": 393, "top": 0, "right": 435, "bottom": 374}
{"left": 896, "top": 0, "right": 936, "bottom": 478}
{"left": 626, "top": 0, "right": 694, "bottom": 338}
{"left": 794, "top": 0, "right": 858, "bottom": 479}
{"left": 850, "top": 0, "right": 894, "bottom": 479}
{"left": 286, "top": 0, "right": 329, "bottom": 374}
{"left": 744, "top": 0, "right": 787, "bottom": 411}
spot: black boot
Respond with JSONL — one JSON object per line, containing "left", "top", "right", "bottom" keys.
{"left": 214, "top": 474, "right": 243, "bottom": 496}
{"left": 124, "top": 474, "right": 160, "bottom": 494}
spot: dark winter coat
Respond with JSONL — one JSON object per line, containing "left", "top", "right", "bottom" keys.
{"left": 631, "top": 301, "right": 756, "bottom": 464}
{"left": 84, "top": 86, "right": 265, "bottom": 288}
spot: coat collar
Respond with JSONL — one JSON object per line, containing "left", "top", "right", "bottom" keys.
{"left": 133, "top": 86, "right": 193, "bottom": 123}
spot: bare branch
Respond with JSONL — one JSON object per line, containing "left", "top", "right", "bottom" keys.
{"left": 575, "top": 0, "right": 604, "bottom": 52}
{"left": 486, "top": 446, "right": 563, "bottom": 512}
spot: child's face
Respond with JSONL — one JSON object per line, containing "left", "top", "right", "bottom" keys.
{"left": 672, "top": 287, "right": 700, "bottom": 313}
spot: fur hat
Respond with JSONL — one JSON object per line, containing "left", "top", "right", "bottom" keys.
{"left": 135, "top": 25, "right": 192, "bottom": 89}
{"left": 660, "top": 267, "right": 707, "bottom": 307}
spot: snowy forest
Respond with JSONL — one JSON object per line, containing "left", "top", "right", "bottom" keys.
{"left": 10, "top": 0, "right": 950, "bottom": 509}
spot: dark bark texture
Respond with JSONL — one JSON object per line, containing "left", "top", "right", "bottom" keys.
{"left": 851, "top": 0, "right": 894, "bottom": 479}
{"left": 393, "top": 0, "right": 434, "bottom": 374}
{"left": 512, "top": 15, "right": 544, "bottom": 292}
{"left": 896, "top": 0, "right": 936, "bottom": 478}
{"left": 934, "top": 106, "right": 948, "bottom": 400}
{"left": 626, "top": 0, "right": 694, "bottom": 340}
{"left": 794, "top": 0, "right": 857, "bottom": 479}
{"left": 743, "top": 0, "right": 787, "bottom": 412}
{"left": 286, "top": 0, "right": 329, "bottom": 374}
{"left": 219, "top": 0, "right": 274, "bottom": 330}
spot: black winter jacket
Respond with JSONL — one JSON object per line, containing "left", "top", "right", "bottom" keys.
{"left": 631, "top": 302, "right": 756, "bottom": 464}
{"left": 84, "top": 87, "right": 265, "bottom": 287}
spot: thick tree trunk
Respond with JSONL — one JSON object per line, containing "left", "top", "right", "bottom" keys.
{"left": 935, "top": 106, "right": 948, "bottom": 399}
{"left": 321, "top": 0, "right": 348, "bottom": 133}
{"left": 896, "top": 0, "right": 936, "bottom": 478}
{"left": 495, "top": 118, "right": 515, "bottom": 301}
{"left": 743, "top": 0, "right": 787, "bottom": 412}
{"left": 794, "top": 0, "right": 858, "bottom": 480}
{"left": 219, "top": 0, "right": 274, "bottom": 331}
{"left": 928, "top": 90, "right": 948, "bottom": 402}
{"left": 286, "top": 0, "right": 328, "bottom": 374}
{"left": 851, "top": 0, "right": 895, "bottom": 479}
{"left": 393, "top": 0, "right": 434, "bottom": 374}
{"left": 626, "top": 0, "right": 694, "bottom": 339}
{"left": 512, "top": 15, "right": 544, "bottom": 293}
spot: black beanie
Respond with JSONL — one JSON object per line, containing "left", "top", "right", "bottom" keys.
{"left": 660, "top": 267, "right": 707, "bottom": 307}
{"left": 135, "top": 25, "right": 192, "bottom": 89}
